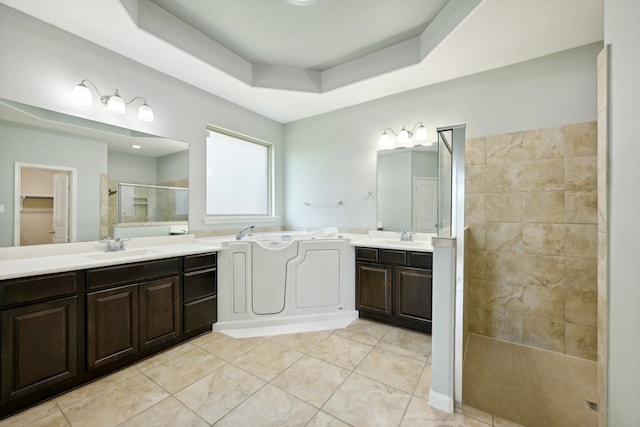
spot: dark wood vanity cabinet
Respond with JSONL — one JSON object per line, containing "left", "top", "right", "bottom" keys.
{"left": 0, "top": 273, "right": 79, "bottom": 405}
{"left": 86, "top": 259, "right": 180, "bottom": 369}
{"left": 182, "top": 253, "right": 217, "bottom": 335}
{"left": 0, "top": 252, "right": 218, "bottom": 418}
{"left": 356, "top": 247, "right": 432, "bottom": 333}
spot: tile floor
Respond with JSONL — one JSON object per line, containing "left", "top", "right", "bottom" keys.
{"left": 1, "top": 319, "right": 515, "bottom": 427}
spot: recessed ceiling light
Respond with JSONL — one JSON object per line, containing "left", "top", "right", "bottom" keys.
{"left": 285, "top": 0, "right": 317, "bottom": 6}
{"left": 131, "top": 144, "right": 141, "bottom": 149}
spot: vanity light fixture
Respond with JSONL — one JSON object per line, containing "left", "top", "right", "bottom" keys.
{"left": 72, "top": 79, "right": 154, "bottom": 122}
{"left": 379, "top": 122, "right": 428, "bottom": 148}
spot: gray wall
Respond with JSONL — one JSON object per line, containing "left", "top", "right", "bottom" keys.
{"left": 284, "top": 43, "right": 601, "bottom": 230}
{"left": 108, "top": 151, "right": 157, "bottom": 184}
{"left": 604, "top": 0, "right": 640, "bottom": 424}
{"left": 157, "top": 150, "right": 189, "bottom": 184}
{"left": 0, "top": 4, "right": 285, "bottom": 236}
{"left": 0, "top": 121, "right": 106, "bottom": 245}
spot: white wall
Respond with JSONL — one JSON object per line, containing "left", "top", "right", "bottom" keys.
{"left": 604, "top": 0, "right": 640, "bottom": 424}
{"left": 284, "top": 43, "right": 601, "bottom": 230}
{"left": 0, "top": 4, "right": 285, "bottom": 236}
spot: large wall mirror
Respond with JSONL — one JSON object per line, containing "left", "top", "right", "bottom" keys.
{"left": 376, "top": 145, "right": 438, "bottom": 233}
{"left": 0, "top": 99, "right": 188, "bottom": 247}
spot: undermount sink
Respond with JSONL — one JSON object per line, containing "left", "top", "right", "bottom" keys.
{"left": 87, "top": 249, "right": 156, "bottom": 260}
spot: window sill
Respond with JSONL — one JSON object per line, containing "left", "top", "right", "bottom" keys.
{"left": 203, "top": 215, "right": 280, "bottom": 225}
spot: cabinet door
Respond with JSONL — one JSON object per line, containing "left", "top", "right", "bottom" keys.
{"left": 356, "top": 262, "right": 392, "bottom": 317}
{"left": 140, "top": 276, "right": 180, "bottom": 349}
{"left": 86, "top": 285, "right": 139, "bottom": 369}
{"left": 1, "top": 297, "right": 77, "bottom": 403}
{"left": 394, "top": 266, "right": 432, "bottom": 323}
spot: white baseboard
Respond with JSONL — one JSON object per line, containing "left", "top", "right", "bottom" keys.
{"left": 429, "top": 389, "right": 454, "bottom": 413}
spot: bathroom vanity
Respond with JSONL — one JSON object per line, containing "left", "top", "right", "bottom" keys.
{"left": 0, "top": 237, "right": 220, "bottom": 418}
{"left": 352, "top": 233, "right": 434, "bottom": 333}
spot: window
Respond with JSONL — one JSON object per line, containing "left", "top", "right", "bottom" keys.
{"left": 205, "top": 127, "right": 273, "bottom": 220}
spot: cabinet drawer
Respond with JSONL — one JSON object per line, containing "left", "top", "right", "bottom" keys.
{"left": 87, "top": 258, "right": 180, "bottom": 290}
{"left": 409, "top": 252, "right": 433, "bottom": 269}
{"left": 183, "top": 268, "right": 217, "bottom": 303}
{"left": 184, "top": 295, "right": 217, "bottom": 333}
{"left": 184, "top": 253, "right": 216, "bottom": 272}
{"left": 356, "top": 247, "right": 378, "bottom": 261}
{"left": 379, "top": 249, "right": 407, "bottom": 265}
{"left": 1, "top": 272, "right": 77, "bottom": 307}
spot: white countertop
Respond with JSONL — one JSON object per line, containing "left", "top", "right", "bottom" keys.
{"left": 0, "top": 235, "right": 225, "bottom": 281}
{"left": 349, "top": 231, "right": 435, "bottom": 252}
{"left": 0, "top": 230, "right": 435, "bottom": 281}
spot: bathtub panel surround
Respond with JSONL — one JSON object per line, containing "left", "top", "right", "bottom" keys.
{"left": 0, "top": 236, "right": 222, "bottom": 418}
{"left": 214, "top": 229, "right": 357, "bottom": 337}
{"left": 463, "top": 122, "right": 598, "bottom": 425}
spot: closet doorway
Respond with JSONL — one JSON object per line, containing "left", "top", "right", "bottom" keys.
{"left": 14, "top": 162, "right": 77, "bottom": 246}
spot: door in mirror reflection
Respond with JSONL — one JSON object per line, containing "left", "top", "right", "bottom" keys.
{"left": 413, "top": 177, "right": 437, "bottom": 232}
{"left": 16, "top": 163, "right": 76, "bottom": 246}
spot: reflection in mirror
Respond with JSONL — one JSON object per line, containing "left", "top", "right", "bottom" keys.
{"left": 376, "top": 145, "right": 438, "bottom": 232}
{"left": 0, "top": 99, "right": 188, "bottom": 247}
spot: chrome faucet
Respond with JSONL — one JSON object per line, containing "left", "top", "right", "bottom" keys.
{"left": 100, "top": 237, "right": 129, "bottom": 252}
{"left": 399, "top": 230, "right": 414, "bottom": 241}
{"left": 236, "top": 225, "right": 255, "bottom": 240}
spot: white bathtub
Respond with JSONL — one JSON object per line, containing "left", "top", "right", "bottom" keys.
{"left": 209, "top": 228, "right": 357, "bottom": 337}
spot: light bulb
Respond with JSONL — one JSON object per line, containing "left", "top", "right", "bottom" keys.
{"left": 397, "top": 127, "right": 410, "bottom": 145}
{"left": 414, "top": 124, "right": 428, "bottom": 141}
{"left": 379, "top": 132, "right": 392, "bottom": 148}
{"left": 107, "top": 91, "right": 125, "bottom": 114}
{"left": 137, "top": 103, "right": 154, "bottom": 122}
{"left": 71, "top": 82, "right": 93, "bottom": 106}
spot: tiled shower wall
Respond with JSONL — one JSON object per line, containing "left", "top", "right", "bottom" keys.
{"left": 596, "top": 46, "right": 608, "bottom": 427}
{"left": 465, "top": 121, "right": 598, "bottom": 360}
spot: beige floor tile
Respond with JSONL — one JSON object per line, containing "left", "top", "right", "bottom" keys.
{"left": 334, "top": 318, "right": 389, "bottom": 346}
{"left": 135, "top": 341, "right": 197, "bottom": 372}
{"left": 175, "top": 364, "right": 265, "bottom": 424}
{"left": 197, "top": 333, "right": 267, "bottom": 361}
{"left": 399, "top": 396, "right": 439, "bottom": 426}
{"left": 376, "top": 327, "right": 432, "bottom": 361}
{"left": 271, "top": 355, "right": 350, "bottom": 407}
{"left": 434, "top": 411, "right": 493, "bottom": 427}
{"left": 143, "top": 347, "right": 226, "bottom": 393}
{"left": 119, "top": 396, "right": 208, "bottom": 427}
{"left": 323, "top": 373, "right": 411, "bottom": 427}
{"left": 188, "top": 330, "right": 223, "bottom": 347}
{"left": 414, "top": 364, "right": 432, "bottom": 399}
{"left": 305, "top": 410, "right": 351, "bottom": 427}
{"left": 55, "top": 366, "right": 141, "bottom": 409}
{"left": 308, "top": 333, "right": 372, "bottom": 370}
{"left": 355, "top": 348, "right": 425, "bottom": 393}
{"left": 214, "top": 384, "right": 316, "bottom": 427}
{"left": 0, "top": 400, "right": 59, "bottom": 427}
{"left": 60, "top": 374, "right": 169, "bottom": 427}
{"left": 231, "top": 340, "right": 303, "bottom": 381}
{"left": 24, "top": 411, "right": 69, "bottom": 427}
{"left": 270, "top": 329, "right": 333, "bottom": 352}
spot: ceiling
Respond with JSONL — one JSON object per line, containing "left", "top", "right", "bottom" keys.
{"left": 0, "top": 0, "right": 603, "bottom": 123}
